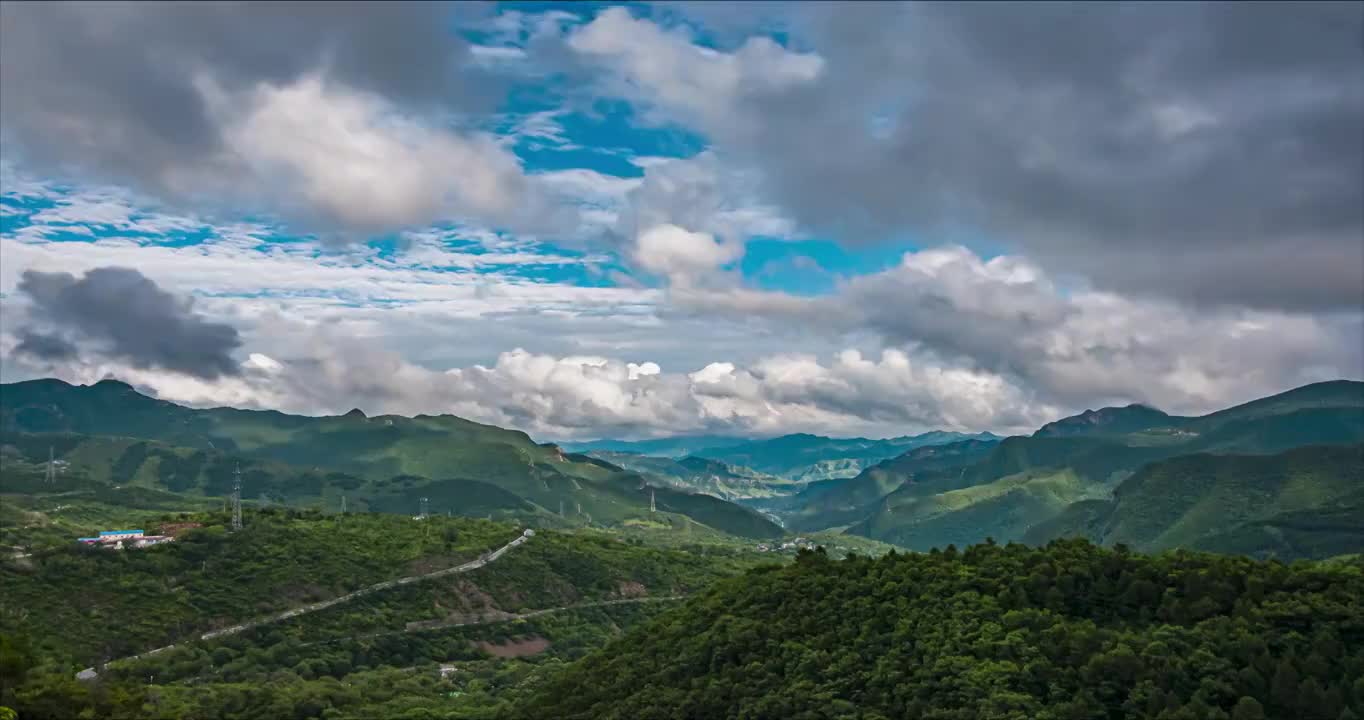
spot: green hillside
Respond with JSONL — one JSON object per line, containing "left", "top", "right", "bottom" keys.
{"left": 831, "top": 381, "right": 1364, "bottom": 552}
{"left": 511, "top": 540, "right": 1364, "bottom": 720}
{"left": 1185, "top": 380, "right": 1364, "bottom": 431}
{"left": 1192, "top": 491, "right": 1364, "bottom": 560}
{"left": 849, "top": 468, "right": 1109, "bottom": 550}
{"left": 1026, "top": 444, "right": 1364, "bottom": 560}
{"left": 0, "top": 509, "right": 773, "bottom": 719}
{"left": 767, "top": 438, "right": 1001, "bottom": 532}
{"left": 0, "top": 379, "right": 784, "bottom": 539}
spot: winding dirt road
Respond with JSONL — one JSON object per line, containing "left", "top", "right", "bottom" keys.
{"left": 77, "top": 530, "right": 535, "bottom": 679}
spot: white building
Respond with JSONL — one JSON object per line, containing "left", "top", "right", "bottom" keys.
{"left": 76, "top": 529, "right": 174, "bottom": 550}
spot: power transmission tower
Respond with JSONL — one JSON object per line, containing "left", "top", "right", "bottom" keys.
{"left": 45, "top": 446, "right": 55, "bottom": 485}
{"left": 559, "top": 500, "right": 564, "bottom": 518}
{"left": 650, "top": 489, "right": 656, "bottom": 513}
{"left": 340, "top": 495, "right": 347, "bottom": 514}
{"left": 230, "top": 464, "right": 243, "bottom": 532}
{"left": 419, "top": 497, "right": 429, "bottom": 520}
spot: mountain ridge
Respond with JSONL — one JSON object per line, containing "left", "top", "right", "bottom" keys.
{"left": 0, "top": 378, "right": 784, "bottom": 539}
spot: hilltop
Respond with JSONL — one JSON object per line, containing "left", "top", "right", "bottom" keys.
{"left": 0, "top": 378, "right": 783, "bottom": 540}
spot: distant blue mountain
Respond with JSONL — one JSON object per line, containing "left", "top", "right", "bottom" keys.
{"left": 560, "top": 435, "right": 750, "bottom": 458}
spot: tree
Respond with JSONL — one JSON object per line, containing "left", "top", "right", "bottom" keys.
{"left": 1231, "top": 697, "right": 1265, "bottom": 720}
{"left": 1271, "top": 660, "right": 1300, "bottom": 712}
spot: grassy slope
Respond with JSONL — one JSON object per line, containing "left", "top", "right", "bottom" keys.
{"left": 1104, "top": 443, "right": 1364, "bottom": 552}
{"left": 837, "top": 382, "right": 1364, "bottom": 551}
{"left": 773, "top": 438, "right": 1002, "bottom": 533}
{"left": 1022, "top": 444, "right": 1364, "bottom": 560}
{"left": 849, "top": 469, "right": 1107, "bottom": 550}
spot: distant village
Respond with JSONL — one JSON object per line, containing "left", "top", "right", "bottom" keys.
{"left": 76, "top": 522, "right": 201, "bottom": 550}
{"left": 755, "top": 537, "right": 818, "bottom": 553}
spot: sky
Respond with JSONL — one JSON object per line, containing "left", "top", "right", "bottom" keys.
{"left": 1, "top": 1, "right": 1361, "bottom": 441}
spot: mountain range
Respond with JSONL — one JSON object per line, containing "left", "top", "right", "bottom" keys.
{"left": 3, "top": 377, "right": 1361, "bottom": 560}
{"left": 835, "top": 380, "right": 1363, "bottom": 558}
{"left": 0, "top": 378, "right": 783, "bottom": 540}
{"left": 572, "top": 430, "right": 1002, "bottom": 482}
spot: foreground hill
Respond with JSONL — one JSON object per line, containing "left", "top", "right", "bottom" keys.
{"left": 512, "top": 540, "right": 1364, "bottom": 720}
{"left": 0, "top": 379, "right": 783, "bottom": 539}
{"left": 0, "top": 509, "right": 771, "bottom": 719}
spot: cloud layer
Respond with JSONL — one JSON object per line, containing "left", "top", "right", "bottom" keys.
{"left": 571, "top": 2, "right": 1364, "bottom": 311}
{"left": 2, "top": 3, "right": 1360, "bottom": 441}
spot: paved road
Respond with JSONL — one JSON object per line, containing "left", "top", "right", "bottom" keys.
{"left": 299, "top": 594, "right": 686, "bottom": 648}
{"left": 77, "top": 530, "right": 534, "bottom": 680}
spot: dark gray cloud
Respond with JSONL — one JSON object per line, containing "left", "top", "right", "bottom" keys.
{"left": 0, "top": 1, "right": 498, "bottom": 228}
{"left": 14, "top": 330, "right": 78, "bottom": 362}
{"left": 659, "top": 1, "right": 1364, "bottom": 312}
{"left": 17, "top": 267, "right": 242, "bottom": 379}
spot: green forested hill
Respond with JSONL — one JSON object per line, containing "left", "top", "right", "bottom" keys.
{"left": 0, "top": 379, "right": 784, "bottom": 539}
{"left": 1024, "top": 443, "right": 1364, "bottom": 560}
{"left": 512, "top": 540, "right": 1364, "bottom": 720}
{"left": 819, "top": 382, "right": 1364, "bottom": 554}
{"left": 0, "top": 509, "right": 771, "bottom": 719}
